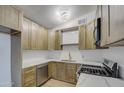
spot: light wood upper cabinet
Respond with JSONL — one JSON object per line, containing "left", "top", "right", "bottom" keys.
{"left": 31, "top": 23, "right": 48, "bottom": 50}
{"left": 22, "top": 18, "right": 32, "bottom": 49}
{"left": 101, "top": 5, "right": 109, "bottom": 46}
{"left": 108, "top": 6, "right": 124, "bottom": 44}
{"left": 0, "top": 5, "right": 23, "bottom": 31}
{"left": 55, "top": 31, "right": 62, "bottom": 50}
{"left": 85, "top": 22, "right": 96, "bottom": 49}
{"left": 41, "top": 28, "right": 48, "bottom": 50}
{"left": 79, "top": 25, "right": 86, "bottom": 49}
{"left": 101, "top": 5, "right": 124, "bottom": 46}
{"left": 79, "top": 21, "right": 96, "bottom": 50}
{"left": 22, "top": 18, "right": 48, "bottom": 50}
{"left": 48, "top": 31, "right": 55, "bottom": 50}
{"left": 31, "top": 22, "right": 39, "bottom": 49}
{"left": 48, "top": 30, "right": 61, "bottom": 50}
{"left": 0, "top": 6, "right": 4, "bottom": 26}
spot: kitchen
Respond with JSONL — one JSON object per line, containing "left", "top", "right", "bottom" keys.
{"left": 1, "top": 5, "right": 124, "bottom": 87}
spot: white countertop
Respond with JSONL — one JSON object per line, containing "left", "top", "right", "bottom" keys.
{"left": 76, "top": 73, "right": 124, "bottom": 87}
{"left": 22, "top": 59, "right": 81, "bottom": 68}
{"left": 22, "top": 58, "right": 103, "bottom": 68}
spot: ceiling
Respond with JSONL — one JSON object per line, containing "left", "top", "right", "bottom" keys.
{"left": 16, "top": 5, "right": 97, "bottom": 29}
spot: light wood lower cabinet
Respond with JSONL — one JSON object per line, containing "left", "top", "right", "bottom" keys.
{"left": 48, "top": 62, "right": 79, "bottom": 84}
{"left": 22, "top": 66, "right": 36, "bottom": 87}
{"left": 56, "top": 62, "right": 65, "bottom": 81}
{"left": 22, "top": 62, "right": 81, "bottom": 86}
{"left": 51, "top": 62, "right": 57, "bottom": 79}
{"left": 65, "top": 63, "right": 77, "bottom": 84}
{"left": 48, "top": 62, "right": 52, "bottom": 78}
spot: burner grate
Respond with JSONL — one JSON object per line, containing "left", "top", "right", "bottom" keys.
{"left": 79, "top": 64, "right": 110, "bottom": 77}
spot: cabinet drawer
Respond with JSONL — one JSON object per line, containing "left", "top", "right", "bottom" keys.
{"left": 23, "top": 74, "right": 35, "bottom": 82}
{"left": 22, "top": 66, "right": 36, "bottom": 87}
{"left": 24, "top": 80, "right": 36, "bottom": 87}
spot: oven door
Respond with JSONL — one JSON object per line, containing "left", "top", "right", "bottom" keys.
{"left": 36, "top": 63, "right": 48, "bottom": 86}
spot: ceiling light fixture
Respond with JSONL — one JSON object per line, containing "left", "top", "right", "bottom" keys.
{"left": 57, "top": 7, "right": 71, "bottom": 22}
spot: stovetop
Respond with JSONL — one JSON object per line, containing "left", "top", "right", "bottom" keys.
{"left": 78, "top": 64, "right": 112, "bottom": 77}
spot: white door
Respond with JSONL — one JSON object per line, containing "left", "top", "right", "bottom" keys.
{"left": 0, "top": 32, "right": 11, "bottom": 87}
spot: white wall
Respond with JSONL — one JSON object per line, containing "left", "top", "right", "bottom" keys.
{"left": 0, "top": 33, "right": 11, "bottom": 87}
{"left": 23, "top": 50, "right": 49, "bottom": 63}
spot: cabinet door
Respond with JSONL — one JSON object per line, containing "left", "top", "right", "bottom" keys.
{"left": 79, "top": 25, "right": 86, "bottom": 49}
{"left": 65, "top": 63, "right": 77, "bottom": 84}
{"left": 56, "top": 62, "right": 65, "bottom": 81}
{"left": 51, "top": 62, "right": 57, "bottom": 79}
{"left": 48, "top": 31, "right": 55, "bottom": 50}
{"left": 3, "top": 6, "right": 22, "bottom": 31}
{"left": 48, "top": 31, "right": 61, "bottom": 50}
{"left": 108, "top": 6, "right": 124, "bottom": 44}
{"left": 36, "top": 25, "right": 43, "bottom": 49}
{"left": 101, "top": 5, "right": 109, "bottom": 46}
{"left": 31, "top": 22, "right": 39, "bottom": 49}
{"left": 85, "top": 21, "right": 96, "bottom": 49}
{"left": 55, "top": 31, "right": 62, "bottom": 50}
{"left": 22, "top": 18, "right": 48, "bottom": 50}
{"left": 22, "top": 66, "right": 36, "bottom": 87}
{"left": 22, "top": 18, "right": 32, "bottom": 49}
{"left": 42, "top": 28, "right": 48, "bottom": 50}
{"left": 48, "top": 62, "right": 52, "bottom": 78}
{"left": 37, "top": 27, "right": 48, "bottom": 50}
{"left": 0, "top": 6, "right": 4, "bottom": 26}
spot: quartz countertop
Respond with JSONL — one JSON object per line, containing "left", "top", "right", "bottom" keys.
{"left": 22, "top": 58, "right": 103, "bottom": 68}
{"left": 76, "top": 73, "right": 124, "bottom": 87}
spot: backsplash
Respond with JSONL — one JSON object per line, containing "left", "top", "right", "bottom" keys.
{"left": 23, "top": 50, "right": 49, "bottom": 62}
{"left": 48, "top": 45, "right": 103, "bottom": 62}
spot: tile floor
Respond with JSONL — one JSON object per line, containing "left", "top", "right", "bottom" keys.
{"left": 41, "top": 79, "right": 75, "bottom": 87}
